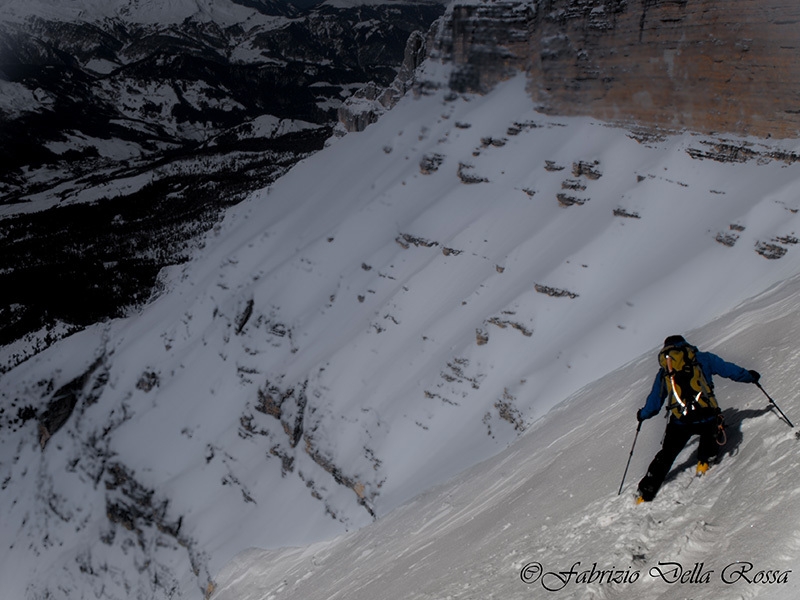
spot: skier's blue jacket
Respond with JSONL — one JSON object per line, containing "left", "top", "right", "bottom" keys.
{"left": 639, "top": 341, "right": 756, "bottom": 421}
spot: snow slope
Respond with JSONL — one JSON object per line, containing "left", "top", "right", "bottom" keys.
{"left": 212, "top": 271, "right": 800, "bottom": 600}
{"left": 3, "top": 70, "right": 800, "bottom": 599}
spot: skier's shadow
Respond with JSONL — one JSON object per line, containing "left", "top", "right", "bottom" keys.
{"left": 665, "top": 406, "right": 773, "bottom": 482}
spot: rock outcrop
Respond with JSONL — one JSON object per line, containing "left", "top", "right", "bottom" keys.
{"left": 338, "top": 29, "right": 429, "bottom": 132}
{"left": 434, "top": 0, "right": 533, "bottom": 93}
{"left": 433, "top": 0, "right": 800, "bottom": 139}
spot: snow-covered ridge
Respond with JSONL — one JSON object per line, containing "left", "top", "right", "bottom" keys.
{"left": 0, "top": 0, "right": 448, "bottom": 24}
{"left": 0, "top": 0, "right": 281, "bottom": 25}
{"left": 2, "top": 73, "right": 800, "bottom": 599}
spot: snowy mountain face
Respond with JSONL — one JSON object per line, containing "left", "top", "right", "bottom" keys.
{"left": 2, "top": 1, "right": 800, "bottom": 599}
{"left": 3, "top": 66, "right": 800, "bottom": 599}
{"left": 0, "top": 0, "right": 446, "bottom": 365}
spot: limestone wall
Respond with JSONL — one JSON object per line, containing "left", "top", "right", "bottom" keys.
{"left": 437, "top": 0, "right": 800, "bottom": 138}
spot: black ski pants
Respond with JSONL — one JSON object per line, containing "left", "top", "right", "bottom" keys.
{"left": 638, "top": 417, "right": 720, "bottom": 501}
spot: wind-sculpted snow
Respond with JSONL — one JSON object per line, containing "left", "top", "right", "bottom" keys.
{"left": 3, "top": 74, "right": 800, "bottom": 599}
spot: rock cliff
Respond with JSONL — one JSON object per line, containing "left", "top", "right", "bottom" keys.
{"left": 432, "top": 0, "right": 800, "bottom": 138}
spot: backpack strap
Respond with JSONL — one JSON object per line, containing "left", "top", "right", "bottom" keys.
{"left": 664, "top": 353, "right": 694, "bottom": 417}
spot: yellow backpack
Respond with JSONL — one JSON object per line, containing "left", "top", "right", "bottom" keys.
{"left": 658, "top": 344, "right": 717, "bottom": 418}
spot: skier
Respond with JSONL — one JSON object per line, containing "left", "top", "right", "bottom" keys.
{"left": 635, "top": 335, "right": 760, "bottom": 503}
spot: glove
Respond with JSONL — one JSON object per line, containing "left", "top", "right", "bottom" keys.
{"left": 749, "top": 370, "right": 761, "bottom": 384}
{"left": 636, "top": 408, "right": 645, "bottom": 422}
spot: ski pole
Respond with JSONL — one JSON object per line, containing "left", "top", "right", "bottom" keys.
{"left": 618, "top": 420, "right": 642, "bottom": 495}
{"left": 757, "top": 382, "right": 794, "bottom": 428}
